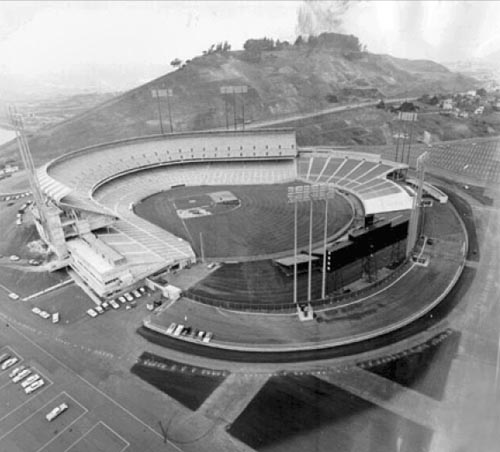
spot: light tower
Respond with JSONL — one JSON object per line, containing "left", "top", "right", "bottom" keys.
{"left": 406, "top": 151, "right": 428, "bottom": 257}
{"left": 9, "top": 108, "right": 68, "bottom": 258}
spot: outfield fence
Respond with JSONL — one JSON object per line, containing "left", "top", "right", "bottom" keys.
{"left": 186, "top": 258, "right": 412, "bottom": 313}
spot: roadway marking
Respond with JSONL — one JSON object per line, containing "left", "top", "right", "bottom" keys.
{"left": 3, "top": 319, "right": 184, "bottom": 451}
{"left": 0, "top": 365, "right": 54, "bottom": 423}
{"left": 62, "top": 421, "right": 130, "bottom": 452}
{"left": 0, "top": 390, "right": 63, "bottom": 442}
{"left": 36, "top": 392, "right": 89, "bottom": 452}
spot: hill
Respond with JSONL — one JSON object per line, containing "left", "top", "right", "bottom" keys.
{"left": 0, "top": 33, "right": 477, "bottom": 166}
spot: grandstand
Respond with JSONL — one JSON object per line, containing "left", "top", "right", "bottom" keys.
{"left": 33, "top": 128, "right": 415, "bottom": 300}
{"left": 297, "top": 150, "right": 413, "bottom": 214}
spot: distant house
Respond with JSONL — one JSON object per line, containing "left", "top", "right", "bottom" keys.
{"left": 442, "top": 98, "right": 453, "bottom": 110}
{"left": 474, "top": 106, "right": 484, "bottom": 115}
{"left": 458, "top": 110, "right": 469, "bottom": 119}
{"left": 466, "top": 90, "right": 477, "bottom": 97}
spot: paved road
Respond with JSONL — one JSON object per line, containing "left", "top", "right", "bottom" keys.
{"left": 245, "top": 97, "right": 418, "bottom": 130}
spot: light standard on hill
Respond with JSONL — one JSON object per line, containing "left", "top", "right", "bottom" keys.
{"left": 151, "top": 86, "right": 174, "bottom": 134}
{"left": 220, "top": 85, "right": 248, "bottom": 130}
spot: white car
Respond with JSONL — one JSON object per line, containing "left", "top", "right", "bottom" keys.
{"left": 138, "top": 287, "right": 146, "bottom": 294}
{"left": 25, "top": 379, "right": 44, "bottom": 394}
{"left": 9, "top": 255, "right": 20, "bottom": 261}
{"left": 21, "top": 374, "right": 40, "bottom": 388}
{"left": 124, "top": 293, "right": 134, "bottom": 302}
{"left": 173, "top": 324, "right": 184, "bottom": 337}
{"left": 13, "top": 369, "right": 31, "bottom": 383}
{"left": 202, "top": 332, "right": 213, "bottom": 343}
{"left": 132, "top": 290, "right": 141, "bottom": 299}
{"left": 166, "top": 322, "right": 177, "bottom": 335}
{"left": 86, "top": 309, "right": 98, "bottom": 318}
{"left": 8, "top": 293, "right": 20, "bottom": 300}
{"left": 31, "top": 307, "right": 41, "bottom": 315}
{"left": 1, "top": 357, "right": 19, "bottom": 370}
{"left": 95, "top": 306, "right": 104, "bottom": 315}
{"left": 118, "top": 296, "right": 126, "bottom": 304}
{"left": 109, "top": 300, "right": 120, "bottom": 309}
{"left": 9, "top": 365, "right": 25, "bottom": 378}
{"left": 39, "top": 311, "right": 50, "bottom": 320}
{"left": 52, "top": 312, "right": 60, "bottom": 323}
{"left": 46, "top": 402, "right": 68, "bottom": 422}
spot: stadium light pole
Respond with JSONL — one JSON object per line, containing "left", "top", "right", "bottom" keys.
{"left": 220, "top": 85, "right": 247, "bottom": 130}
{"left": 293, "top": 197, "right": 298, "bottom": 305}
{"left": 322, "top": 184, "right": 335, "bottom": 299}
{"left": 288, "top": 184, "right": 330, "bottom": 304}
{"left": 163, "top": 86, "right": 174, "bottom": 133}
{"left": 151, "top": 88, "right": 164, "bottom": 134}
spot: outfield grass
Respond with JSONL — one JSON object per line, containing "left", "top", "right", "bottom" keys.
{"left": 134, "top": 183, "right": 353, "bottom": 260}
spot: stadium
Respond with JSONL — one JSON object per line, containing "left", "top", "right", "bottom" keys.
{"left": 29, "top": 127, "right": 464, "bottom": 354}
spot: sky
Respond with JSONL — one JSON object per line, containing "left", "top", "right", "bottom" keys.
{"left": 1, "top": 1, "right": 500, "bottom": 97}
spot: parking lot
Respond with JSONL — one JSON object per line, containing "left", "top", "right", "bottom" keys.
{"left": 0, "top": 345, "right": 130, "bottom": 452}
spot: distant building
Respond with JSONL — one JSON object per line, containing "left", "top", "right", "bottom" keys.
{"left": 442, "top": 98, "right": 454, "bottom": 110}
{"left": 474, "top": 106, "right": 484, "bottom": 115}
{"left": 466, "top": 90, "right": 477, "bottom": 97}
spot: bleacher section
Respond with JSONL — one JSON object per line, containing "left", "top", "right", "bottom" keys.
{"left": 38, "top": 130, "right": 297, "bottom": 278}
{"left": 44, "top": 129, "right": 296, "bottom": 200}
{"left": 297, "top": 151, "right": 413, "bottom": 214}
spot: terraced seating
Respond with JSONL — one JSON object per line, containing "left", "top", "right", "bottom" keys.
{"left": 298, "top": 151, "right": 412, "bottom": 214}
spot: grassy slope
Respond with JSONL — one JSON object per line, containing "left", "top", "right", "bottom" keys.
{"left": 0, "top": 43, "right": 476, "bottom": 167}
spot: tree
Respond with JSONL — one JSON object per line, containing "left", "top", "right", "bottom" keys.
{"left": 170, "top": 58, "right": 182, "bottom": 68}
{"left": 294, "top": 35, "right": 304, "bottom": 46}
{"left": 477, "top": 88, "right": 487, "bottom": 97}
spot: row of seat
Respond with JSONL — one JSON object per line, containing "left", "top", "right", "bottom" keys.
{"left": 297, "top": 153, "right": 413, "bottom": 214}
{"left": 45, "top": 132, "right": 296, "bottom": 199}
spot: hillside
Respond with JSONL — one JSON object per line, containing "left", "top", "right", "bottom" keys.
{"left": 0, "top": 33, "right": 477, "bottom": 166}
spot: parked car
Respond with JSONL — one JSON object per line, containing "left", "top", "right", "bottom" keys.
{"left": 0, "top": 353, "right": 10, "bottom": 364}
{"left": 95, "top": 306, "right": 104, "bottom": 315}
{"left": 173, "top": 324, "right": 184, "bottom": 337}
{"left": 202, "top": 332, "right": 213, "bottom": 343}
{"left": 86, "top": 309, "right": 97, "bottom": 318}
{"left": 39, "top": 311, "right": 50, "bottom": 320}
{"left": 13, "top": 369, "right": 31, "bottom": 383}
{"left": 9, "top": 255, "right": 20, "bottom": 261}
{"left": 9, "top": 365, "right": 25, "bottom": 378}
{"left": 124, "top": 293, "right": 134, "bottom": 302}
{"left": 1, "top": 357, "right": 18, "bottom": 370}
{"left": 8, "top": 293, "right": 20, "bottom": 300}
{"left": 109, "top": 300, "right": 120, "bottom": 309}
{"left": 138, "top": 287, "right": 147, "bottom": 294}
{"left": 31, "top": 307, "right": 41, "bottom": 315}
{"left": 166, "top": 322, "right": 177, "bottom": 335}
{"left": 118, "top": 296, "right": 126, "bottom": 304}
{"left": 132, "top": 290, "right": 141, "bottom": 299}
{"left": 46, "top": 402, "right": 68, "bottom": 422}
{"left": 52, "top": 313, "right": 60, "bottom": 323}
{"left": 25, "top": 379, "right": 44, "bottom": 394}
{"left": 21, "top": 374, "right": 40, "bottom": 388}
